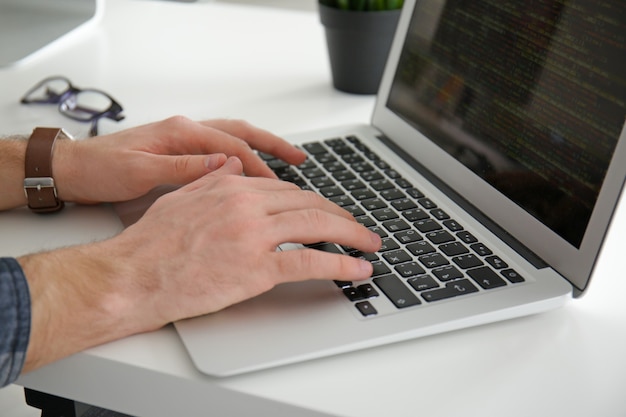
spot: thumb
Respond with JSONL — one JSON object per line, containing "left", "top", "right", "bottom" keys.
{"left": 208, "top": 156, "right": 244, "bottom": 177}
{"left": 155, "top": 153, "right": 228, "bottom": 185}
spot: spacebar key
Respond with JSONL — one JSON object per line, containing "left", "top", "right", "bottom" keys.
{"left": 373, "top": 275, "right": 421, "bottom": 308}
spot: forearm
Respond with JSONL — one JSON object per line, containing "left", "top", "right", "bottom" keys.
{"left": 18, "top": 240, "right": 144, "bottom": 372}
{"left": 0, "top": 136, "right": 29, "bottom": 210}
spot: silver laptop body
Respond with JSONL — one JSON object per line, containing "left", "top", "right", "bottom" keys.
{"left": 171, "top": 0, "right": 626, "bottom": 376}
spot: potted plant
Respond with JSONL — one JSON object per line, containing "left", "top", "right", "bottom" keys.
{"left": 319, "top": 0, "right": 404, "bottom": 94}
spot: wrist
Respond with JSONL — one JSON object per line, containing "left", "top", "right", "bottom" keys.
{"left": 19, "top": 240, "right": 138, "bottom": 372}
{"left": 0, "top": 136, "right": 28, "bottom": 210}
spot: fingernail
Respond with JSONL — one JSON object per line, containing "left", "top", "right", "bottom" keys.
{"left": 370, "top": 231, "right": 382, "bottom": 248}
{"left": 359, "top": 259, "right": 373, "bottom": 277}
{"left": 204, "top": 154, "right": 226, "bottom": 170}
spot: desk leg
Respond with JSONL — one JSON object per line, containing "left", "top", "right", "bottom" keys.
{"left": 24, "top": 388, "right": 77, "bottom": 417}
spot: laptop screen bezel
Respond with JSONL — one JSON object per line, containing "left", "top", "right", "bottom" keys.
{"left": 370, "top": 0, "right": 626, "bottom": 294}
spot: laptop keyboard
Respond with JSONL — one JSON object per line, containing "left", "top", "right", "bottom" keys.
{"left": 260, "top": 135, "right": 525, "bottom": 317}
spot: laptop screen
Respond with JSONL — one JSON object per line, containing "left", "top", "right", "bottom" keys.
{"left": 386, "top": 0, "right": 625, "bottom": 249}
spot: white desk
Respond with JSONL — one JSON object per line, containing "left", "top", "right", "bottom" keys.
{"left": 1, "top": 1, "right": 625, "bottom": 416}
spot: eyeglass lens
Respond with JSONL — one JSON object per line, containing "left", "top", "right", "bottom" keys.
{"left": 59, "top": 90, "right": 115, "bottom": 121}
{"left": 23, "top": 78, "right": 72, "bottom": 104}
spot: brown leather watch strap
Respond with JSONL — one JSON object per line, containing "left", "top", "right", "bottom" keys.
{"left": 24, "top": 127, "right": 67, "bottom": 213}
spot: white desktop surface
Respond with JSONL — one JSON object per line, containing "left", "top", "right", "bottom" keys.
{"left": 1, "top": 0, "right": 625, "bottom": 416}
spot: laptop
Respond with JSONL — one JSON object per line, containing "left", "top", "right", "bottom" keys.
{"left": 124, "top": 0, "right": 626, "bottom": 376}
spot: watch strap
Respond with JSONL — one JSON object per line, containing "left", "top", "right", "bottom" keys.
{"left": 24, "top": 127, "right": 66, "bottom": 213}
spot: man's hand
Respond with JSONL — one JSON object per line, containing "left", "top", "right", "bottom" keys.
{"left": 19, "top": 157, "right": 381, "bottom": 372}
{"left": 54, "top": 116, "right": 306, "bottom": 204}
{"left": 0, "top": 116, "right": 306, "bottom": 210}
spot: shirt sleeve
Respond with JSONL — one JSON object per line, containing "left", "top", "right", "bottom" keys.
{"left": 0, "top": 257, "right": 31, "bottom": 388}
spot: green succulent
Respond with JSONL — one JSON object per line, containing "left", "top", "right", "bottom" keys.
{"left": 319, "top": 0, "right": 404, "bottom": 11}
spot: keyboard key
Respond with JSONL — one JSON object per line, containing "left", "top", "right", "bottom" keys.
{"left": 372, "top": 208, "right": 399, "bottom": 221}
{"left": 333, "top": 170, "right": 356, "bottom": 181}
{"left": 467, "top": 267, "right": 507, "bottom": 289}
{"left": 395, "top": 261, "right": 426, "bottom": 277}
{"left": 360, "top": 171, "right": 384, "bottom": 181}
{"left": 425, "top": 229, "right": 455, "bottom": 244}
{"left": 342, "top": 179, "right": 366, "bottom": 191}
{"left": 343, "top": 287, "right": 366, "bottom": 301}
{"left": 432, "top": 265, "right": 463, "bottom": 281}
{"left": 349, "top": 251, "right": 379, "bottom": 261}
{"left": 341, "top": 154, "right": 364, "bottom": 164}
{"left": 373, "top": 275, "right": 421, "bottom": 308}
{"left": 415, "top": 219, "right": 442, "bottom": 233}
{"left": 418, "top": 198, "right": 437, "bottom": 209}
{"left": 330, "top": 195, "right": 355, "bottom": 207}
{"left": 439, "top": 242, "right": 469, "bottom": 256}
{"left": 303, "top": 142, "right": 327, "bottom": 154}
{"left": 344, "top": 205, "right": 365, "bottom": 217}
{"left": 419, "top": 253, "right": 449, "bottom": 268}
{"left": 382, "top": 218, "right": 410, "bottom": 232}
{"left": 380, "top": 189, "right": 405, "bottom": 200}
{"left": 310, "top": 242, "right": 343, "bottom": 254}
{"left": 406, "top": 188, "right": 424, "bottom": 199}
{"left": 501, "top": 268, "right": 525, "bottom": 283}
{"left": 320, "top": 186, "right": 344, "bottom": 198}
{"left": 422, "top": 279, "right": 479, "bottom": 302}
{"left": 384, "top": 169, "right": 401, "bottom": 179}
{"left": 351, "top": 162, "right": 374, "bottom": 173}
{"left": 369, "top": 226, "right": 388, "bottom": 238}
{"left": 430, "top": 208, "right": 450, "bottom": 220}
{"left": 395, "top": 178, "right": 414, "bottom": 188}
{"left": 485, "top": 255, "right": 508, "bottom": 269}
{"left": 352, "top": 189, "right": 376, "bottom": 200}
{"left": 407, "top": 275, "right": 439, "bottom": 291}
{"left": 371, "top": 261, "right": 391, "bottom": 276}
{"left": 443, "top": 219, "right": 463, "bottom": 231}
{"left": 315, "top": 153, "right": 336, "bottom": 164}
{"left": 324, "top": 161, "right": 346, "bottom": 172}
{"left": 310, "top": 176, "right": 335, "bottom": 188}
{"left": 370, "top": 179, "right": 394, "bottom": 191}
{"left": 407, "top": 241, "right": 436, "bottom": 256}
{"left": 452, "top": 254, "right": 483, "bottom": 269}
{"left": 334, "top": 280, "right": 352, "bottom": 288}
{"left": 456, "top": 231, "right": 478, "bottom": 244}
{"left": 378, "top": 237, "right": 400, "bottom": 251}
{"left": 357, "top": 283, "right": 379, "bottom": 298}
{"left": 362, "top": 198, "right": 388, "bottom": 210}
{"left": 302, "top": 167, "right": 325, "bottom": 178}
{"left": 383, "top": 249, "right": 412, "bottom": 264}
{"left": 470, "top": 243, "right": 492, "bottom": 256}
{"left": 355, "top": 301, "right": 377, "bottom": 317}
{"left": 394, "top": 229, "right": 423, "bottom": 244}
{"left": 402, "top": 208, "right": 429, "bottom": 221}
{"left": 355, "top": 215, "right": 376, "bottom": 227}
{"left": 391, "top": 198, "right": 417, "bottom": 211}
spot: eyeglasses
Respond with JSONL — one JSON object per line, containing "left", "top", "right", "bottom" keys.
{"left": 20, "top": 76, "right": 125, "bottom": 137}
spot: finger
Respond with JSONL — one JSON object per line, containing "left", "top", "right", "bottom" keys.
{"left": 201, "top": 119, "right": 306, "bottom": 165}
{"left": 271, "top": 249, "right": 374, "bottom": 283}
{"left": 256, "top": 188, "right": 357, "bottom": 221}
{"left": 193, "top": 126, "right": 278, "bottom": 179}
{"left": 133, "top": 116, "right": 276, "bottom": 179}
{"left": 267, "top": 208, "right": 381, "bottom": 253}
{"left": 148, "top": 153, "right": 228, "bottom": 186}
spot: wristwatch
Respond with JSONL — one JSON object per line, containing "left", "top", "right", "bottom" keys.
{"left": 23, "top": 127, "right": 70, "bottom": 213}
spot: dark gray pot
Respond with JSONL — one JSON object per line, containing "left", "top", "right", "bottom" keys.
{"left": 319, "top": 4, "right": 401, "bottom": 95}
